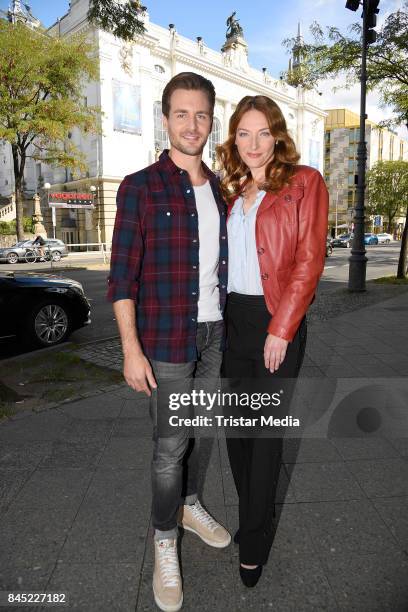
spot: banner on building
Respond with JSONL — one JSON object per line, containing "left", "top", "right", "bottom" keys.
{"left": 112, "top": 80, "right": 142, "bottom": 134}
{"left": 49, "top": 193, "right": 95, "bottom": 209}
{"left": 308, "top": 140, "right": 320, "bottom": 170}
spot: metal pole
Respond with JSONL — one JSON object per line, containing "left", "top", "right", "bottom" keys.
{"left": 348, "top": 0, "right": 368, "bottom": 291}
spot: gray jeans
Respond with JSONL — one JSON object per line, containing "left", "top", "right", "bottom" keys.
{"left": 149, "top": 320, "right": 223, "bottom": 540}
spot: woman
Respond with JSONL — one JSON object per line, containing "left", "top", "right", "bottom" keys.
{"left": 217, "top": 96, "right": 328, "bottom": 587}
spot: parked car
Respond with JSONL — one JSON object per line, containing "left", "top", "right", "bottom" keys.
{"left": 376, "top": 233, "right": 393, "bottom": 244}
{"left": 0, "top": 239, "right": 69, "bottom": 264}
{"left": 331, "top": 233, "right": 353, "bottom": 248}
{"left": 364, "top": 233, "right": 379, "bottom": 245}
{"left": 326, "top": 237, "right": 333, "bottom": 257}
{"left": 0, "top": 271, "right": 91, "bottom": 347}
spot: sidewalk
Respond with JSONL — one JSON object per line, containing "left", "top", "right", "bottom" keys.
{"left": 1, "top": 287, "right": 408, "bottom": 611}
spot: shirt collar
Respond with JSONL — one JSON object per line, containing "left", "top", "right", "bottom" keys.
{"left": 158, "top": 149, "right": 216, "bottom": 181}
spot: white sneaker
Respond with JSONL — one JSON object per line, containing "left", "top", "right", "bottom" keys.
{"left": 153, "top": 538, "right": 183, "bottom": 612}
{"left": 178, "top": 500, "right": 231, "bottom": 548}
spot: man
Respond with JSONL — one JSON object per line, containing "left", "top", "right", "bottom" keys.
{"left": 32, "top": 235, "right": 46, "bottom": 260}
{"left": 107, "top": 72, "right": 230, "bottom": 612}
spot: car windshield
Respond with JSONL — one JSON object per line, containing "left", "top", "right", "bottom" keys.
{"left": 340, "top": 234, "right": 351, "bottom": 239}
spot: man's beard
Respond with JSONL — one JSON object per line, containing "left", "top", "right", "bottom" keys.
{"left": 169, "top": 133, "right": 207, "bottom": 157}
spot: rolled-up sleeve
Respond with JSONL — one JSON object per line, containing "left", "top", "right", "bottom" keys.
{"left": 107, "top": 176, "right": 147, "bottom": 303}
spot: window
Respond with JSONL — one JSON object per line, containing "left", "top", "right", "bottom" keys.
{"left": 208, "top": 117, "right": 222, "bottom": 161}
{"left": 153, "top": 101, "right": 168, "bottom": 152}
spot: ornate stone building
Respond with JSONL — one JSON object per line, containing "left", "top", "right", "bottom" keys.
{"left": 0, "top": 1, "right": 327, "bottom": 247}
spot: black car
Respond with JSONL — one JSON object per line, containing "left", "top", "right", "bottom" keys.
{"left": 0, "top": 272, "right": 91, "bottom": 347}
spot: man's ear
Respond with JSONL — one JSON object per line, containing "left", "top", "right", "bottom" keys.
{"left": 162, "top": 114, "right": 168, "bottom": 131}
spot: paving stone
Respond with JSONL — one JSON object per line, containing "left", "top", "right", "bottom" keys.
{"left": 372, "top": 496, "right": 408, "bottom": 552}
{"left": 44, "top": 562, "right": 139, "bottom": 611}
{"left": 323, "top": 551, "right": 408, "bottom": 611}
{"left": 287, "top": 462, "right": 365, "bottom": 503}
{"left": 282, "top": 438, "right": 342, "bottom": 463}
{"left": 0, "top": 412, "right": 70, "bottom": 442}
{"left": 301, "top": 499, "right": 401, "bottom": 558}
{"left": 1, "top": 504, "right": 77, "bottom": 565}
{"left": 0, "top": 468, "right": 36, "bottom": 514}
{"left": 331, "top": 437, "right": 400, "bottom": 460}
{"left": 345, "top": 458, "right": 408, "bottom": 498}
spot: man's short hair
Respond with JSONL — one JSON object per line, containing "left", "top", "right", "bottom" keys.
{"left": 162, "top": 72, "right": 215, "bottom": 118}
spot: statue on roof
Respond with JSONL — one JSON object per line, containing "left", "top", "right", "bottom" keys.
{"left": 226, "top": 11, "right": 244, "bottom": 39}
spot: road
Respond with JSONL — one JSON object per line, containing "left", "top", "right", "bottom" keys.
{"left": 0, "top": 242, "right": 403, "bottom": 359}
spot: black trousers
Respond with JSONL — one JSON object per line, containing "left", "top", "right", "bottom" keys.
{"left": 222, "top": 292, "right": 307, "bottom": 565}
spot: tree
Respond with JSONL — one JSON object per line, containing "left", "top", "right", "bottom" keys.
{"left": 282, "top": 3, "right": 408, "bottom": 131}
{"left": 367, "top": 161, "right": 408, "bottom": 232}
{"left": 88, "top": 0, "right": 146, "bottom": 42}
{"left": 0, "top": 22, "right": 100, "bottom": 240}
{"left": 367, "top": 161, "right": 408, "bottom": 278}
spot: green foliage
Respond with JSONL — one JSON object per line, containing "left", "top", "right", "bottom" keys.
{"left": 367, "top": 161, "right": 408, "bottom": 229}
{"left": 0, "top": 216, "right": 35, "bottom": 235}
{"left": 0, "top": 21, "right": 101, "bottom": 167}
{"left": 0, "top": 20, "right": 102, "bottom": 239}
{"left": 282, "top": 3, "right": 408, "bottom": 128}
{"left": 88, "top": 0, "right": 146, "bottom": 42}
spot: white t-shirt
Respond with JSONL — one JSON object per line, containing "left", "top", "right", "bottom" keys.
{"left": 193, "top": 181, "right": 222, "bottom": 322}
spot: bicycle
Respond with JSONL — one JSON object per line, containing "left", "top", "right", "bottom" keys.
{"left": 24, "top": 246, "right": 52, "bottom": 264}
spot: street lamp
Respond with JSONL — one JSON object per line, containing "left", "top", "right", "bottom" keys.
{"left": 346, "top": 0, "right": 380, "bottom": 292}
{"left": 43, "top": 182, "right": 55, "bottom": 238}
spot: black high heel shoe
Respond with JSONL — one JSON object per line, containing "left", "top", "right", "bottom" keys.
{"left": 239, "top": 564, "right": 263, "bottom": 588}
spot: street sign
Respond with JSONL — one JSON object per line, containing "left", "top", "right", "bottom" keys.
{"left": 374, "top": 215, "right": 382, "bottom": 227}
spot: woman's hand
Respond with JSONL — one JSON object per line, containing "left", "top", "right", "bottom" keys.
{"left": 264, "top": 334, "right": 288, "bottom": 373}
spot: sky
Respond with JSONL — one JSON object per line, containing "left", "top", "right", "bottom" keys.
{"left": 0, "top": 0, "right": 406, "bottom": 136}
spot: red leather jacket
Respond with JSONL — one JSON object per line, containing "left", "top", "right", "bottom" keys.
{"left": 227, "top": 165, "right": 329, "bottom": 342}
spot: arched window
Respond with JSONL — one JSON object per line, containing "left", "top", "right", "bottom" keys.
{"left": 153, "top": 101, "right": 168, "bottom": 152}
{"left": 208, "top": 117, "right": 222, "bottom": 162}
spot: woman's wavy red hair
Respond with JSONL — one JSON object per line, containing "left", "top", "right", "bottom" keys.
{"left": 216, "top": 95, "right": 300, "bottom": 199}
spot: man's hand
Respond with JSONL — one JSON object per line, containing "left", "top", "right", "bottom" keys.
{"left": 123, "top": 351, "right": 157, "bottom": 396}
{"left": 264, "top": 334, "right": 289, "bottom": 373}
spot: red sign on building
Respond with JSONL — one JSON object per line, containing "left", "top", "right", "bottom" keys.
{"left": 49, "top": 192, "right": 95, "bottom": 209}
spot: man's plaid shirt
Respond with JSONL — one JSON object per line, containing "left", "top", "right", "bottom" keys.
{"left": 107, "top": 150, "right": 228, "bottom": 363}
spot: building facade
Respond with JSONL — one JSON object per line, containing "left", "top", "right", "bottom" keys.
{"left": 0, "top": 0, "right": 327, "bottom": 247}
{"left": 324, "top": 108, "right": 408, "bottom": 236}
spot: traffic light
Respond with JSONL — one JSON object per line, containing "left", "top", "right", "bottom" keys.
{"left": 365, "top": 0, "right": 380, "bottom": 44}
{"left": 345, "top": 0, "right": 360, "bottom": 11}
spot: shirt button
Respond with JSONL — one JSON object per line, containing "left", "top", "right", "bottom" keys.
{"left": 192, "top": 292, "right": 197, "bottom": 295}
{"left": 193, "top": 239, "right": 197, "bottom": 243}
{"left": 193, "top": 265, "right": 197, "bottom": 269}
{"left": 191, "top": 213, "right": 195, "bottom": 216}
{"left": 221, "top": 260, "right": 226, "bottom": 264}
{"left": 261, "top": 272, "right": 269, "bottom": 280}
{"left": 179, "top": 170, "right": 184, "bottom": 175}
{"left": 221, "top": 236, "right": 226, "bottom": 240}
{"left": 221, "top": 285, "right": 226, "bottom": 289}
{"left": 186, "top": 189, "right": 191, "bottom": 194}
{"left": 166, "top": 212, "right": 171, "bottom": 216}
{"left": 257, "top": 247, "right": 265, "bottom": 255}
{"left": 192, "top": 318, "right": 196, "bottom": 322}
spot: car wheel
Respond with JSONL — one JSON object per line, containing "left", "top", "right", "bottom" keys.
{"left": 52, "top": 251, "right": 61, "bottom": 262}
{"left": 24, "top": 300, "right": 72, "bottom": 347}
{"left": 7, "top": 252, "right": 19, "bottom": 264}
